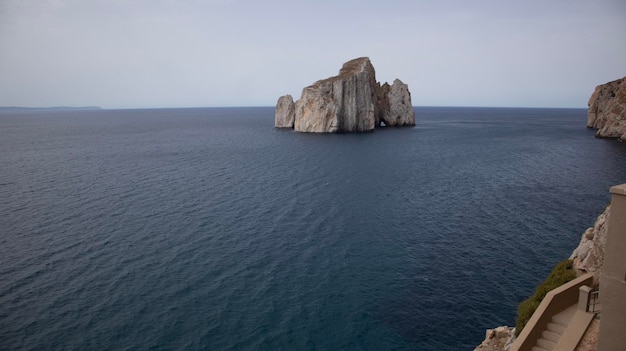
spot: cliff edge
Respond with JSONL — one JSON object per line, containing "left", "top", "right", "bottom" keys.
{"left": 275, "top": 57, "right": 415, "bottom": 133}
{"left": 587, "top": 76, "right": 626, "bottom": 140}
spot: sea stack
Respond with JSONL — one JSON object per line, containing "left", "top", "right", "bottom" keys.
{"left": 274, "top": 57, "right": 415, "bottom": 133}
{"left": 274, "top": 94, "right": 295, "bottom": 128}
{"left": 587, "top": 76, "right": 626, "bottom": 140}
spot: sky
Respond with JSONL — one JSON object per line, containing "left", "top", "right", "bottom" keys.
{"left": 0, "top": 0, "right": 625, "bottom": 109}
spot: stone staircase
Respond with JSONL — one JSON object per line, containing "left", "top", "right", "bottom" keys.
{"left": 509, "top": 273, "right": 596, "bottom": 351}
{"left": 531, "top": 305, "right": 577, "bottom": 351}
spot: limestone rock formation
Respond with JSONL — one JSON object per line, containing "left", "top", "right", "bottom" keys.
{"left": 275, "top": 94, "right": 295, "bottom": 128}
{"left": 473, "top": 326, "right": 516, "bottom": 351}
{"left": 295, "top": 57, "right": 377, "bottom": 133}
{"left": 570, "top": 204, "right": 610, "bottom": 281}
{"left": 587, "top": 77, "right": 626, "bottom": 140}
{"left": 382, "top": 79, "right": 415, "bottom": 127}
{"left": 274, "top": 57, "right": 415, "bottom": 132}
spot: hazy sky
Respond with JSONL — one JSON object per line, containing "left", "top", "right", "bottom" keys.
{"left": 1, "top": 0, "right": 625, "bottom": 109}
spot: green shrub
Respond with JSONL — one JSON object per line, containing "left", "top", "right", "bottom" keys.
{"left": 515, "top": 259, "right": 576, "bottom": 336}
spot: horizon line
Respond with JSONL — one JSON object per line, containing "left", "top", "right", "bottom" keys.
{"left": 0, "top": 105, "right": 589, "bottom": 111}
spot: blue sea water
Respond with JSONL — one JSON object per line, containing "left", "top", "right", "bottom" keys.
{"left": 1, "top": 107, "right": 625, "bottom": 350}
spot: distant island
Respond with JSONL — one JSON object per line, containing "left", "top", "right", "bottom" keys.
{"left": 0, "top": 106, "right": 102, "bottom": 112}
{"left": 275, "top": 57, "right": 415, "bottom": 133}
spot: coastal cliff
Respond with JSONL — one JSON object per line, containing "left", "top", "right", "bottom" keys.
{"left": 274, "top": 57, "right": 415, "bottom": 133}
{"left": 587, "top": 76, "right": 626, "bottom": 140}
{"left": 569, "top": 204, "right": 610, "bottom": 283}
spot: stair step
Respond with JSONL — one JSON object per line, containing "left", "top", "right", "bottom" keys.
{"left": 552, "top": 315, "right": 570, "bottom": 327}
{"left": 552, "top": 305, "right": 577, "bottom": 326}
{"left": 536, "top": 337, "right": 556, "bottom": 350}
{"left": 542, "top": 329, "right": 561, "bottom": 342}
{"left": 546, "top": 322, "right": 566, "bottom": 334}
{"left": 532, "top": 346, "right": 549, "bottom": 351}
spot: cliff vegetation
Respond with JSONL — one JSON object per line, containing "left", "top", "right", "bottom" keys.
{"left": 514, "top": 259, "right": 576, "bottom": 336}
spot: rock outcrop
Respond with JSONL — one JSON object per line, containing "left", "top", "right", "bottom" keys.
{"left": 380, "top": 79, "right": 415, "bottom": 127}
{"left": 474, "top": 326, "right": 516, "bottom": 351}
{"left": 275, "top": 95, "right": 295, "bottom": 128}
{"left": 275, "top": 57, "right": 415, "bottom": 133}
{"left": 570, "top": 204, "right": 610, "bottom": 282}
{"left": 587, "top": 77, "right": 626, "bottom": 140}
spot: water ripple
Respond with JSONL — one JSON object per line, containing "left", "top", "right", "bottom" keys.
{"left": 1, "top": 107, "right": 625, "bottom": 350}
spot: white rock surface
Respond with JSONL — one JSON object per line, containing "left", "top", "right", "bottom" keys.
{"left": 276, "top": 57, "right": 414, "bottom": 133}
{"left": 274, "top": 94, "right": 295, "bottom": 128}
{"left": 382, "top": 79, "right": 416, "bottom": 127}
{"left": 587, "top": 77, "right": 626, "bottom": 140}
{"left": 570, "top": 204, "right": 610, "bottom": 279}
{"left": 474, "top": 326, "right": 516, "bottom": 351}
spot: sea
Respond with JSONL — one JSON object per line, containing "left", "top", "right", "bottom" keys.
{"left": 1, "top": 106, "right": 625, "bottom": 350}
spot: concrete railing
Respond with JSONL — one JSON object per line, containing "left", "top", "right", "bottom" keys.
{"left": 510, "top": 272, "right": 593, "bottom": 351}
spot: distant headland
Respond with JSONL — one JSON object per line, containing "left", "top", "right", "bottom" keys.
{"left": 587, "top": 76, "right": 626, "bottom": 140}
{"left": 275, "top": 57, "right": 415, "bottom": 133}
{"left": 0, "top": 106, "right": 102, "bottom": 112}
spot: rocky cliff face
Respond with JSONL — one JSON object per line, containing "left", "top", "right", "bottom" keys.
{"left": 587, "top": 77, "right": 626, "bottom": 140}
{"left": 474, "top": 327, "right": 516, "bottom": 351}
{"left": 275, "top": 57, "right": 415, "bottom": 132}
{"left": 570, "top": 204, "right": 610, "bottom": 283}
